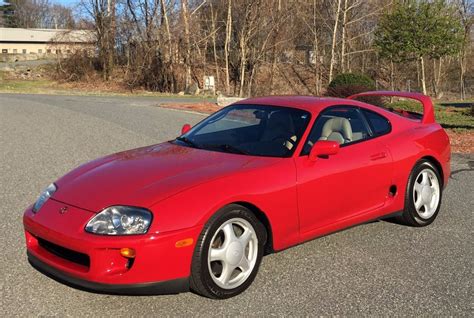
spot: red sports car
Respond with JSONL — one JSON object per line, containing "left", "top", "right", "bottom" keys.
{"left": 24, "top": 91, "right": 450, "bottom": 299}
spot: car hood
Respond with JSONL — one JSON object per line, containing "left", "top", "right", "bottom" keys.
{"left": 53, "top": 142, "right": 257, "bottom": 212}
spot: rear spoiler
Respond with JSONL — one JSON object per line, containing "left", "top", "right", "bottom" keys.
{"left": 348, "top": 91, "right": 435, "bottom": 124}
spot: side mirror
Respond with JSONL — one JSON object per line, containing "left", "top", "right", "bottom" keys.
{"left": 181, "top": 124, "right": 191, "bottom": 135}
{"left": 309, "top": 140, "right": 340, "bottom": 161}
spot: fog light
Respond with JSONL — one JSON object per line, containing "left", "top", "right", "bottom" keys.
{"left": 120, "top": 248, "right": 136, "bottom": 258}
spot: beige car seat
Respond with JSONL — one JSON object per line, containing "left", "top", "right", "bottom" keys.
{"left": 318, "top": 117, "right": 353, "bottom": 144}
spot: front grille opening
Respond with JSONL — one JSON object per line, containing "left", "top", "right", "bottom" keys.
{"left": 38, "top": 238, "right": 90, "bottom": 268}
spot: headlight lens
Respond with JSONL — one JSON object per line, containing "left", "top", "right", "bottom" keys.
{"left": 85, "top": 206, "right": 152, "bottom": 235}
{"left": 33, "top": 183, "right": 57, "bottom": 212}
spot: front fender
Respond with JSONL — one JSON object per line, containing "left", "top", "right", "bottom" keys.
{"left": 149, "top": 159, "right": 299, "bottom": 251}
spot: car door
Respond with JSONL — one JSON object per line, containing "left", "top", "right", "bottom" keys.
{"left": 295, "top": 106, "right": 393, "bottom": 234}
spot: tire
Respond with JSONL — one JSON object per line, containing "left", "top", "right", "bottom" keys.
{"left": 399, "top": 160, "right": 443, "bottom": 227}
{"left": 190, "top": 204, "right": 266, "bottom": 299}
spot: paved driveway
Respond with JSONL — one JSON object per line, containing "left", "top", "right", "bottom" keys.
{"left": 1, "top": 94, "right": 472, "bottom": 316}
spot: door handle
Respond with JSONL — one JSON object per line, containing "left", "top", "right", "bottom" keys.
{"left": 370, "top": 152, "right": 387, "bottom": 161}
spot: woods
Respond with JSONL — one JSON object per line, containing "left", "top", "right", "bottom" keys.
{"left": 3, "top": 0, "right": 472, "bottom": 99}
{"left": 1, "top": 0, "right": 75, "bottom": 29}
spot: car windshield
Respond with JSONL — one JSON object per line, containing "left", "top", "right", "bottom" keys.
{"left": 174, "top": 104, "right": 311, "bottom": 157}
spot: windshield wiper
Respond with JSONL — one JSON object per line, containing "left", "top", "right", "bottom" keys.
{"left": 175, "top": 136, "right": 201, "bottom": 149}
{"left": 202, "top": 143, "right": 250, "bottom": 155}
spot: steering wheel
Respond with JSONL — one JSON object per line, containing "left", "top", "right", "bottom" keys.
{"left": 271, "top": 134, "right": 296, "bottom": 150}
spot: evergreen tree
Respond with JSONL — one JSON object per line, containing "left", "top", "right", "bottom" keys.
{"left": 0, "top": 0, "right": 19, "bottom": 27}
{"left": 375, "top": 0, "right": 463, "bottom": 95}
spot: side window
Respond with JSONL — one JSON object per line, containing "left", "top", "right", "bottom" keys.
{"left": 361, "top": 109, "right": 391, "bottom": 136}
{"left": 302, "top": 106, "right": 370, "bottom": 154}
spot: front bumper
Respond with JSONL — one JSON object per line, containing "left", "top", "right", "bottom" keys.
{"left": 23, "top": 198, "right": 200, "bottom": 294}
{"left": 28, "top": 251, "right": 189, "bottom": 295}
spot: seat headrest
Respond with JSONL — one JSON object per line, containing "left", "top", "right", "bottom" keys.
{"left": 319, "top": 117, "right": 353, "bottom": 144}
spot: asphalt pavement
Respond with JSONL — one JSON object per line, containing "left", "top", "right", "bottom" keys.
{"left": 0, "top": 93, "right": 472, "bottom": 316}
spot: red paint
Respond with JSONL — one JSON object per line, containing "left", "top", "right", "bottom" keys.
{"left": 309, "top": 140, "right": 340, "bottom": 160}
{"left": 23, "top": 93, "right": 450, "bottom": 289}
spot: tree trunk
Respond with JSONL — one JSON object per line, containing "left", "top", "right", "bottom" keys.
{"left": 420, "top": 56, "right": 427, "bottom": 95}
{"left": 340, "top": 0, "right": 348, "bottom": 73}
{"left": 269, "top": 50, "right": 277, "bottom": 94}
{"left": 239, "top": 36, "right": 246, "bottom": 98}
{"left": 432, "top": 58, "right": 443, "bottom": 98}
{"left": 248, "top": 64, "right": 257, "bottom": 97}
{"left": 181, "top": 0, "right": 191, "bottom": 90}
{"left": 390, "top": 59, "right": 394, "bottom": 91}
{"left": 329, "top": 0, "right": 342, "bottom": 83}
{"left": 416, "top": 59, "right": 420, "bottom": 88}
{"left": 107, "top": 0, "right": 115, "bottom": 81}
{"left": 460, "top": 58, "right": 465, "bottom": 100}
{"left": 269, "top": 1, "right": 281, "bottom": 94}
{"left": 210, "top": 2, "right": 219, "bottom": 93}
{"left": 224, "top": 0, "right": 232, "bottom": 95}
{"left": 160, "top": 0, "right": 174, "bottom": 92}
{"left": 460, "top": 51, "right": 466, "bottom": 100}
{"left": 313, "top": 0, "right": 320, "bottom": 95}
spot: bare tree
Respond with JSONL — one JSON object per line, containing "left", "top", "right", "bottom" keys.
{"left": 224, "top": 0, "right": 232, "bottom": 94}
{"left": 209, "top": 1, "right": 220, "bottom": 91}
{"left": 8, "top": 0, "right": 75, "bottom": 28}
{"left": 45, "top": 0, "right": 470, "bottom": 99}
{"left": 329, "top": 0, "right": 342, "bottom": 83}
{"left": 457, "top": 0, "right": 473, "bottom": 100}
{"left": 181, "top": 0, "right": 192, "bottom": 89}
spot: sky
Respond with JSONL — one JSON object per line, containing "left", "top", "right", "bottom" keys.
{"left": 0, "top": 0, "right": 79, "bottom": 7}
{"left": 54, "top": 0, "right": 79, "bottom": 6}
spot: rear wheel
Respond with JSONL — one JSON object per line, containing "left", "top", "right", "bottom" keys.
{"left": 190, "top": 204, "right": 266, "bottom": 299}
{"left": 399, "top": 160, "right": 442, "bottom": 226}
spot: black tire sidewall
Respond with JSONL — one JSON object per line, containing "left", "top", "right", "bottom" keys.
{"left": 405, "top": 160, "right": 443, "bottom": 226}
{"left": 191, "top": 204, "right": 266, "bottom": 299}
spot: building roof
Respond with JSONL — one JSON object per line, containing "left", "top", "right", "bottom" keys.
{"left": 0, "top": 28, "right": 95, "bottom": 43}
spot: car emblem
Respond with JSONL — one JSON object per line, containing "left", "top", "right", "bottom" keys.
{"left": 59, "top": 206, "right": 68, "bottom": 214}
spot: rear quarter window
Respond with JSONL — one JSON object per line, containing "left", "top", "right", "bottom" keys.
{"left": 362, "top": 109, "right": 391, "bottom": 135}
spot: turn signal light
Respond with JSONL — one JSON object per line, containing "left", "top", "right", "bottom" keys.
{"left": 175, "top": 238, "right": 194, "bottom": 248}
{"left": 120, "top": 248, "right": 136, "bottom": 258}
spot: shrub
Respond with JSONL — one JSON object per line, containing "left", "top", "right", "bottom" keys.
{"left": 326, "top": 84, "right": 373, "bottom": 99}
{"left": 54, "top": 51, "right": 99, "bottom": 82}
{"left": 326, "top": 73, "right": 382, "bottom": 106}
{"left": 328, "top": 73, "right": 375, "bottom": 90}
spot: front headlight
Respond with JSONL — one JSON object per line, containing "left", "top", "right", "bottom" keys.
{"left": 85, "top": 206, "right": 152, "bottom": 235}
{"left": 32, "top": 183, "right": 57, "bottom": 212}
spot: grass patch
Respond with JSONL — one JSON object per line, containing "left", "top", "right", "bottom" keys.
{"left": 385, "top": 100, "right": 474, "bottom": 132}
{"left": 0, "top": 79, "right": 57, "bottom": 94}
{"left": 0, "top": 77, "right": 215, "bottom": 100}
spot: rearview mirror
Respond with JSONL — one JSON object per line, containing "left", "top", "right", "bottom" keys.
{"left": 181, "top": 124, "right": 191, "bottom": 135}
{"left": 309, "top": 141, "right": 339, "bottom": 161}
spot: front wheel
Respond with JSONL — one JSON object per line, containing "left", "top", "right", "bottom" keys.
{"left": 190, "top": 204, "right": 266, "bottom": 299}
{"left": 399, "top": 160, "right": 443, "bottom": 226}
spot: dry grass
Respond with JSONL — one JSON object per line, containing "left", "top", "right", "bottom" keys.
{"left": 447, "top": 130, "right": 474, "bottom": 154}
{"left": 158, "top": 102, "right": 221, "bottom": 114}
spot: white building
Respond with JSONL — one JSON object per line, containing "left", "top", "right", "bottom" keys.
{"left": 0, "top": 27, "right": 95, "bottom": 56}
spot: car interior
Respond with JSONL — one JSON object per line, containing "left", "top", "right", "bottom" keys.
{"left": 185, "top": 106, "right": 311, "bottom": 157}
{"left": 302, "top": 107, "right": 370, "bottom": 155}
{"left": 180, "top": 105, "right": 388, "bottom": 158}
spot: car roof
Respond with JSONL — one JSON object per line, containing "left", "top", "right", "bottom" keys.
{"left": 236, "top": 95, "right": 361, "bottom": 113}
